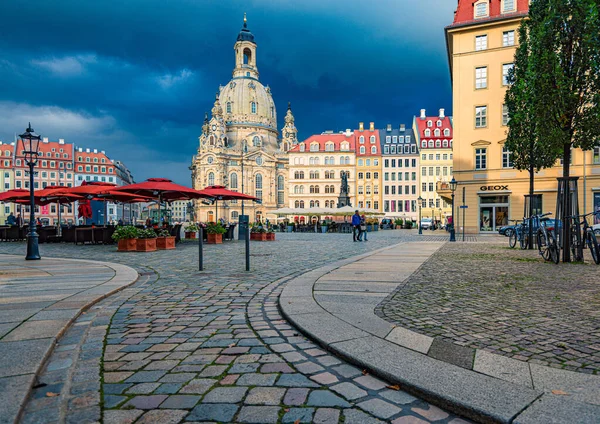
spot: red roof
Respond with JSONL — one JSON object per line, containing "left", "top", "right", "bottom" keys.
{"left": 15, "top": 139, "right": 73, "bottom": 159}
{"left": 290, "top": 133, "right": 355, "bottom": 152}
{"left": 451, "top": 0, "right": 528, "bottom": 27}
{"left": 354, "top": 130, "right": 380, "bottom": 156}
{"left": 414, "top": 115, "right": 453, "bottom": 149}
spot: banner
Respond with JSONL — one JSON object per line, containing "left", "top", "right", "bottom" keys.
{"left": 40, "top": 205, "right": 49, "bottom": 215}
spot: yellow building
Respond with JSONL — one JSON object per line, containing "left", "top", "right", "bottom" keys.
{"left": 0, "top": 142, "right": 16, "bottom": 225}
{"left": 444, "top": 0, "right": 600, "bottom": 233}
{"left": 413, "top": 110, "right": 454, "bottom": 225}
{"left": 288, "top": 131, "right": 356, "bottom": 216}
{"left": 354, "top": 122, "right": 382, "bottom": 211}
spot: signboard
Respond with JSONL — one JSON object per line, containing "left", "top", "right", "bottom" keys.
{"left": 459, "top": 205, "right": 469, "bottom": 209}
{"left": 480, "top": 185, "right": 509, "bottom": 191}
{"left": 40, "top": 205, "right": 49, "bottom": 215}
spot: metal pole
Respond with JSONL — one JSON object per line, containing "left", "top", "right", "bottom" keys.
{"left": 198, "top": 226, "right": 203, "bottom": 271}
{"left": 418, "top": 203, "right": 422, "bottom": 235}
{"left": 462, "top": 187, "right": 466, "bottom": 242}
{"left": 26, "top": 161, "right": 40, "bottom": 260}
{"left": 245, "top": 225, "right": 250, "bottom": 271}
{"left": 450, "top": 191, "right": 456, "bottom": 242}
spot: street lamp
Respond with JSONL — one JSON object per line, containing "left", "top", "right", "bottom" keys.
{"left": 239, "top": 140, "right": 249, "bottom": 240}
{"left": 20, "top": 123, "right": 41, "bottom": 260}
{"left": 418, "top": 195, "right": 423, "bottom": 235}
{"left": 438, "top": 208, "right": 442, "bottom": 230}
{"left": 449, "top": 177, "right": 457, "bottom": 242}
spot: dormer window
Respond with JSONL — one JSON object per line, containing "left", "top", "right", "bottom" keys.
{"left": 359, "top": 136, "right": 365, "bottom": 144}
{"left": 503, "top": 0, "right": 515, "bottom": 13}
{"left": 444, "top": 129, "right": 450, "bottom": 136}
{"left": 299, "top": 144, "right": 305, "bottom": 152}
{"left": 437, "top": 120, "right": 442, "bottom": 127}
{"left": 386, "top": 136, "right": 391, "bottom": 143}
{"left": 370, "top": 136, "right": 376, "bottom": 144}
{"left": 427, "top": 120, "right": 432, "bottom": 127}
{"left": 310, "top": 143, "right": 319, "bottom": 152}
{"left": 406, "top": 136, "right": 411, "bottom": 143}
{"left": 434, "top": 129, "right": 440, "bottom": 137}
{"left": 475, "top": 1, "right": 489, "bottom": 18}
{"left": 425, "top": 129, "right": 431, "bottom": 137}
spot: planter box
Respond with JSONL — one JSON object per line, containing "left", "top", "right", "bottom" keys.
{"left": 207, "top": 233, "right": 223, "bottom": 244}
{"left": 117, "top": 238, "right": 137, "bottom": 252}
{"left": 321, "top": 226, "right": 328, "bottom": 234}
{"left": 136, "top": 238, "right": 157, "bottom": 252}
{"left": 287, "top": 225, "right": 294, "bottom": 233}
{"left": 156, "top": 236, "right": 176, "bottom": 250}
{"left": 185, "top": 231, "right": 196, "bottom": 239}
{"left": 251, "top": 232, "right": 267, "bottom": 241}
{"left": 266, "top": 233, "right": 275, "bottom": 241}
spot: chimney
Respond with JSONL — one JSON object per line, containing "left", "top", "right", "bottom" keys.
{"left": 369, "top": 122, "right": 374, "bottom": 131}
{"left": 345, "top": 129, "right": 352, "bottom": 136}
{"left": 93, "top": 149, "right": 98, "bottom": 153}
{"left": 0, "top": 141, "right": 3, "bottom": 145}
{"left": 439, "top": 108, "right": 445, "bottom": 118}
{"left": 11, "top": 142, "right": 15, "bottom": 146}
{"left": 400, "top": 124, "right": 406, "bottom": 131}
{"left": 359, "top": 122, "right": 364, "bottom": 131}
{"left": 59, "top": 138, "right": 65, "bottom": 144}
{"left": 43, "top": 137, "right": 49, "bottom": 143}
{"left": 78, "top": 147, "right": 83, "bottom": 152}
{"left": 85, "top": 148, "right": 90, "bottom": 153}
{"left": 420, "top": 109, "right": 426, "bottom": 120}
{"left": 101, "top": 150, "right": 105, "bottom": 154}
{"left": 386, "top": 124, "right": 392, "bottom": 132}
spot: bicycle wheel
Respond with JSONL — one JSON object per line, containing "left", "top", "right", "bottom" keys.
{"left": 520, "top": 227, "right": 528, "bottom": 250}
{"left": 587, "top": 230, "right": 600, "bottom": 265}
{"left": 537, "top": 230, "right": 550, "bottom": 261}
{"left": 548, "top": 232, "right": 560, "bottom": 264}
{"left": 509, "top": 230, "right": 517, "bottom": 248}
{"left": 571, "top": 230, "right": 583, "bottom": 262}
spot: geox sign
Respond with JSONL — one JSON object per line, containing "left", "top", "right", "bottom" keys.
{"left": 480, "top": 185, "right": 509, "bottom": 191}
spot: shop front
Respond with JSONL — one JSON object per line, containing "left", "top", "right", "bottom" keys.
{"left": 478, "top": 194, "right": 509, "bottom": 233}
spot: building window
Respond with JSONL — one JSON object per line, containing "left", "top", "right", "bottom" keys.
{"left": 230, "top": 173, "right": 238, "bottom": 189}
{"left": 593, "top": 147, "right": 600, "bottom": 164}
{"left": 359, "top": 136, "right": 365, "bottom": 144}
{"left": 503, "top": 63, "right": 514, "bottom": 85}
{"left": 502, "top": 104, "right": 510, "bottom": 125}
{"left": 325, "top": 142, "right": 334, "bottom": 152}
{"left": 475, "top": 106, "right": 487, "bottom": 128}
{"left": 299, "top": 144, "right": 305, "bottom": 152}
{"left": 360, "top": 146, "right": 365, "bottom": 154}
{"left": 502, "top": 146, "right": 513, "bottom": 168}
{"left": 251, "top": 102, "right": 257, "bottom": 114}
{"left": 370, "top": 136, "right": 376, "bottom": 144}
{"left": 475, "top": 35, "right": 487, "bottom": 51}
{"left": 386, "top": 136, "right": 391, "bottom": 143}
{"left": 475, "top": 1, "right": 488, "bottom": 18}
{"left": 310, "top": 143, "right": 319, "bottom": 152}
{"left": 358, "top": 186, "right": 364, "bottom": 195}
{"left": 255, "top": 174, "right": 263, "bottom": 199}
{"left": 425, "top": 129, "right": 431, "bottom": 137}
{"left": 371, "top": 146, "right": 377, "bottom": 154}
{"left": 503, "top": 30, "right": 515, "bottom": 46}
{"left": 475, "top": 66, "right": 487, "bottom": 89}
{"left": 475, "top": 148, "right": 487, "bottom": 170}
{"left": 208, "top": 172, "right": 215, "bottom": 186}
{"left": 226, "top": 102, "right": 232, "bottom": 113}
{"left": 503, "top": 0, "right": 515, "bottom": 13}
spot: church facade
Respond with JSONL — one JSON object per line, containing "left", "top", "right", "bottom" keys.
{"left": 190, "top": 15, "right": 297, "bottom": 223}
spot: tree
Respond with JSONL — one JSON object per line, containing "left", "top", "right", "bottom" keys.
{"left": 504, "top": 0, "right": 600, "bottom": 261}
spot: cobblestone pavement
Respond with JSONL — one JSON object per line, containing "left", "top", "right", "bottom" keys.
{"left": 377, "top": 240, "right": 600, "bottom": 374}
{"left": 3, "top": 232, "right": 471, "bottom": 424}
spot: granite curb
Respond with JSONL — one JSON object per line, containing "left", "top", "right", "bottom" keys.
{"left": 0, "top": 254, "right": 139, "bottom": 424}
{"left": 279, "top": 242, "right": 600, "bottom": 423}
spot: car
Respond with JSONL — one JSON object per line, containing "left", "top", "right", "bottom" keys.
{"left": 593, "top": 223, "right": 600, "bottom": 235}
{"left": 420, "top": 217, "right": 433, "bottom": 230}
{"left": 380, "top": 218, "right": 395, "bottom": 229}
{"left": 498, "top": 224, "right": 516, "bottom": 236}
{"left": 499, "top": 218, "right": 559, "bottom": 237}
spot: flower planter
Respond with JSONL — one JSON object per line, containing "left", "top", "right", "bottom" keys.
{"left": 266, "top": 233, "right": 275, "bottom": 241}
{"left": 185, "top": 231, "right": 196, "bottom": 239}
{"left": 251, "top": 233, "right": 267, "bottom": 241}
{"left": 117, "top": 238, "right": 137, "bottom": 252}
{"left": 207, "top": 233, "right": 223, "bottom": 244}
{"left": 321, "top": 226, "right": 328, "bottom": 234}
{"left": 287, "top": 225, "right": 294, "bottom": 233}
{"left": 136, "top": 238, "right": 157, "bottom": 252}
{"left": 156, "top": 236, "right": 176, "bottom": 250}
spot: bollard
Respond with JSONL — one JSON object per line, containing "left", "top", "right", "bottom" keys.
{"left": 245, "top": 226, "right": 250, "bottom": 271}
{"left": 198, "top": 227, "right": 203, "bottom": 271}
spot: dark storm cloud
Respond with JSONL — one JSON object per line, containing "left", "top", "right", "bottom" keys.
{"left": 0, "top": 0, "right": 455, "bottom": 184}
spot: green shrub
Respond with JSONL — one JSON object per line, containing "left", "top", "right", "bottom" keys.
{"left": 206, "top": 222, "right": 226, "bottom": 234}
{"left": 138, "top": 229, "right": 157, "bottom": 239}
{"left": 111, "top": 226, "right": 139, "bottom": 241}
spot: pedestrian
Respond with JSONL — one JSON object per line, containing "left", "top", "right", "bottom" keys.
{"left": 359, "top": 214, "right": 368, "bottom": 241}
{"left": 16, "top": 213, "right": 22, "bottom": 227}
{"left": 6, "top": 212, "right": 16, "bottom": 226}
{"left": 352, "top": 210, "right": 361, "bottom": 242}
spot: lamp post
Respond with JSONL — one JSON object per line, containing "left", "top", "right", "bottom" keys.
{"left": 449, "top": 177, "right": 457, "bottom": 242}
{"left": 418, "top": 195, "right": 423, "bottom": 235}
{"left": 239, "top": 140, "right": 249, "bottom": 240}
{"left": 20, "top": 123, "right": 41, "bottom": 260}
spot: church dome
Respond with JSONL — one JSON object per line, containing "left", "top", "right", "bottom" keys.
{"left": 219, "top": 78, "right": 277, "bottom": 130}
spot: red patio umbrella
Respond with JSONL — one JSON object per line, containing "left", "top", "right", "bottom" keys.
{"left": 196, "top": 185, "right": 259, "bottom": 223}
{"left": 0, "top": 189, "right": 31, "bottom": 202}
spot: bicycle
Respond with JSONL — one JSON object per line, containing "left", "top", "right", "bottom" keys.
{"left": 567, "top": 211, "right": 600, "bottom": 264}
{"left": 536, "top": 212, "right": 559, "bottom": 264}
{"left": 511, "top": 216, "right": 534, "bottom": 250}
{"left": 507, "top": 219, "right": 520, "bottom": 248}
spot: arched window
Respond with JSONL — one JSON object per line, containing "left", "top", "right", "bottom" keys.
{"left": 314, "top": 157, "right": 319, "bottom": 165}
{"left": 299, "top": 200, "right": 304, "bottom": 208}
{"left": 444, "top": 128, "right": 450, "bottom": 136}
{"left": 310, "top": 200, "right": 315, "bottom": 208}
{"left": 427, "top": 120, "right": 432, "bottom": 127}
{"left": 421, "top": 140, "right": 427, "bottom": 148}
{"left": 314, "top": 200, "right": 320, "bottom": 208}
{"left": 359, "top": 136, "right": 365, "bottom": 144}
{"left": 360, "top": 146, "right": 365, "bottom": 154}
{"left": 434, "top": 129, "right": 440, "bottom": 137}
{"left": 475, "top": 0, "right": 489, "bottom": 18}
{"left": 243, "top": 47, "right": 252, "bottom": 65}
{"left": 437, "top": 120, "right": 442, "bottom": 127}
{"left": 345, "top": 156, "right": 350, "bottom": 165}
{"left": 442, "top": 140, "right": 448, "bottom": 148}
{"left": 370, "top": 136, "right": 376, "bottom": 144}
{"left": 436, "top": 140, "right": 441, "bottom": 148}
{"left": 428, "top": 140, "right": 434, "bottom": 148}
{"left": 208, "top": 172, "right": 215, "bottom": 186}
{"left": 253, "top": 136, "right": 261, "bottom": 147}
{"left": 371, "top": 146, "right": 377, "bottom": 154}
{"left": 271, "top": 106, "right": 274, "bottom": 118}
{"left": 295, "top": 200, "right": 300, "bottom": 208}
{"left": 255, "top": 174, "right": 263, "bottom": 199}
{"left": 325, "top": 200, "right": 329, "bottom": 208}
{"left": 226, "top": 102, "right": 232, "bottom": 113}
{"left": 294, "top": 185, "right": 301, "bottom": 194}
{"left": 278, "top": 175, "right": 284, "bottom": 190}
{"left": 329, "top": 185, "right": 335, "bottom": 194}
{"left": 251, "top": 102, "right": 257, "bottom": 114}
{"left": 325, "top": 142, "right": 334, "bottom": 152}
{"left": 324, "top": 157, "right": 329, "bottom": 165}
{"left": 209, "top": 135, "right": 215, "bottom": 146}
{"left": 425, "top": 129, "right": 431, "bottom": 137}
{"left": 309, "top": 157, "right": 314, "bottom": 165}
{"left": 230, "top": 173, "right": 238, "bottom": 189}
{"left": 299, "top": 144, "right": 305, "bottom": 152}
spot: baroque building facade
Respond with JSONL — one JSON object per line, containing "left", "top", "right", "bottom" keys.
{"left": 190, "top": 16, "right": 296, "bottom": 223}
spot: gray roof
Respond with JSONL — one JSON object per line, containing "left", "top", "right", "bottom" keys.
{"left": 378, "top": 126, "right": 417, "bottom": 156}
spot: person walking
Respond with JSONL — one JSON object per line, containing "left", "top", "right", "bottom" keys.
{"left": 6, "top": 212, "right": 16, "bottom": 226}
{"left": 352, "top": 210, "right": 361, "bottom": 242}
{"left": 359, "top": 214, "right": 368, "bottom": 241}
{"left": 16, "top": 213, "right": 23, "bottom": 227}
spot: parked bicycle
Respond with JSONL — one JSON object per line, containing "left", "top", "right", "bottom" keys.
{"left": 567, "top": 211, "right": 600, "bottom": 264}
{"left": 509, "top": 216, "right": 535, "bottom": 250}
{"left": 535, "top": 212, "right": 559, "bottom": 264}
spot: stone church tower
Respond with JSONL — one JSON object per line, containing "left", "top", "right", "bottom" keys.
{"left": 190, "top": 15, "right": 295, "bottom": 223}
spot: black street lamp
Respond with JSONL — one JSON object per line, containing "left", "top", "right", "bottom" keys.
{"left": 20, "top": 123, "right": 41, "bottom": 260}
{"left": 418, "top": 195, "right": 423, "bottom": 235}
{"left": 449, "top": 177, "right": 457, "bottom": 242}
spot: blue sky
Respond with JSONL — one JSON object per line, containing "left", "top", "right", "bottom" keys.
{"left": 0, "top": 0, "right": 456, "bottom": 185}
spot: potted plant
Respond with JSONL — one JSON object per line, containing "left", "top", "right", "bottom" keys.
{"left": 404, "top": 220, "right": 413, "bottom": 229}
{"left": 136, "top": 229, "right": 157, "bottom": 252}
{"left": 266, "top": 228, "right": 276, "bottom": 241}
{"left": 206, "top": 222, "right": 226, "bottom": 244}
{"left": 250, "top": 225, "right": 267, "bottom": 241}
{"left": 156, "top": 228, "right": 176, "bottom": 250}
{"left": 185, "top": 223, "right": 198, "bottom": 239}
{"left": 394, "top": 218, "right": 403, "bottom": 229}
{"left": 112, "top": 225, "right": 139, "bottom": 252}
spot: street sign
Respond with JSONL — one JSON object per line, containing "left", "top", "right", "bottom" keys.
{"left": 459, "top": 205, "right": 468, "bottom": 209}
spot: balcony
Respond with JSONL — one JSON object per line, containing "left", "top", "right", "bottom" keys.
{"left": 436, "top": 181, "right": 453, "bottom": 202}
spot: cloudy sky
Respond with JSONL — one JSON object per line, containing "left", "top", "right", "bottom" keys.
{"left": 0, "top": 0, "right": 456, "bottom": 185}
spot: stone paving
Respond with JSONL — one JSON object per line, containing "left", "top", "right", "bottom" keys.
{"left": 0, "top": 232, "right": 472, "bottom": 424}
{"left": 377, "top": 240, "right": 600, "bottom": 374}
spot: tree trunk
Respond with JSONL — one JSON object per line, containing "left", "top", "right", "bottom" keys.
{"left": 561, "top": 144, "right": 571, "bottom": 263}
{"left": 528, "top": 139, "right": 534, "bottom": 249}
